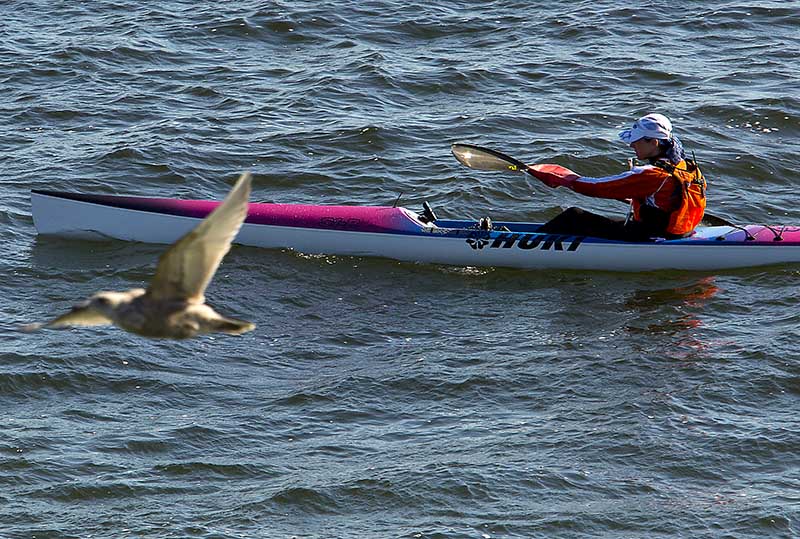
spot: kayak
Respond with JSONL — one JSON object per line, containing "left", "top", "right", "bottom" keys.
{"left": 30, "top": 189, "right": 800, "bottom": 272}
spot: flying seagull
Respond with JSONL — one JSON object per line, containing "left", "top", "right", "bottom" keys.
{"left": 23, "top": 172, "right": 256, "bottom": 339}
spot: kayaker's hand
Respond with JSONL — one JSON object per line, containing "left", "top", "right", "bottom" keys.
{"left": 527, "top": 164, "right": 580, "bottom": 189}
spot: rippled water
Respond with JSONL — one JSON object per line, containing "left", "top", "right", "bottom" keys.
{"left": 2, "top": 1, "right": 799, "bottom": 538}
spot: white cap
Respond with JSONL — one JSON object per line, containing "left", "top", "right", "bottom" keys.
{"left": 618, "top": 113, "right": 673, "bottom": 144}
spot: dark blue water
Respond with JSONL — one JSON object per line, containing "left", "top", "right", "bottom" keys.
{"left": 2, "top": 2, "right": 799, "bottom": 537}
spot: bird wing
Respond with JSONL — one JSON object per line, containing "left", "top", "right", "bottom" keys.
{"left": 146, "top": 172, "right": 252, "bottom": 303}
{"left": 22, "top": 303, "right": 112, "bottom": 331}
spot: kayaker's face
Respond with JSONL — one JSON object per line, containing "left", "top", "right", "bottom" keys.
{"left": 630, "top": 137, "right": 660, "bottom": 160}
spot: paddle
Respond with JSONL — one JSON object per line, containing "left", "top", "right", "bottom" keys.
{"left": 451, "top": 143, "right": 734, "bottom": 228}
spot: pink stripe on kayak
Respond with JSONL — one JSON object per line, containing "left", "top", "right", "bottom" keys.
{"left": 33, "top": 191, "right": 425, "bottom": 234}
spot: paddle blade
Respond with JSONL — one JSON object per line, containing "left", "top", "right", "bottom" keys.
{"left": 451, "top": 143, "right": 529, "bottom": 174}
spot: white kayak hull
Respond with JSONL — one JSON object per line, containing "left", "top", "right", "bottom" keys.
{"left": 31, "top": 190, "right": 800, "bottom": 272}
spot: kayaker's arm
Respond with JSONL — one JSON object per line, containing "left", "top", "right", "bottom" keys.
{"left": 528, "top": 164, "right": 669, "bottom": 200}
{"left": 526, "top": 164, "right": 580, "bottom": 188}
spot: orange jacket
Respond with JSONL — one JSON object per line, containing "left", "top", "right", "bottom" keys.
{"left": 529, "top": 160, "right": 706, "bottom": 236}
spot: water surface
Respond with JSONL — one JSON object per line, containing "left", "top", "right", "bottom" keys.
{"left": 2, "top": 1, "right": 799, "bottom": 537}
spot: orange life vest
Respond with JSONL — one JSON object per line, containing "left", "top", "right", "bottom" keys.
{"left": 654, "top": 159, "right": 707, "bottom": 236}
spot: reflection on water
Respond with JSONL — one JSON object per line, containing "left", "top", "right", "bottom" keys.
{"left": 623, "top": 276, "right": 720, "bottom": 361}
{"left": 30, "top": 235, "right": 162, "bottom": 271}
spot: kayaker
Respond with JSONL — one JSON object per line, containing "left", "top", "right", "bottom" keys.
{"left": 529, "top": 113, "right": 707, "bottom": 241}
